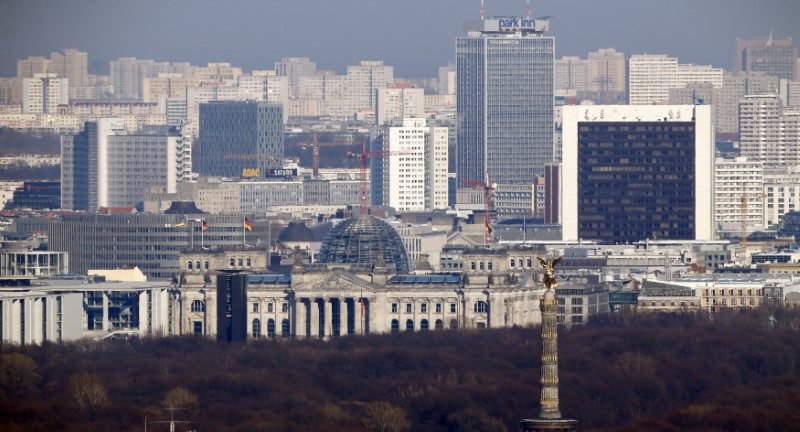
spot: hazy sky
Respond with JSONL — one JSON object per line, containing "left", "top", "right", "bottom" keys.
{"left": 1, "top": 0, "right": 799, "bottom": 78}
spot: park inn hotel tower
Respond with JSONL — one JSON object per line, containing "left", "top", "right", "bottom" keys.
{"left": 456, "top": 16, "right": 554, "bottom": 186}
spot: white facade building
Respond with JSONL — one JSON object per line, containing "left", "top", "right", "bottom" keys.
{"left": 714, "top": 157, "right": 765, "bottom": 233}
{"left": 376, "top": 88, "right": 425, "bottom": 126}
{"left": 629, "top": 55, "right": 723, "bottom": 105}
{"left": 61, "top": 119, "right": 191, "bottom": 210}
{"left": 0, "top": 251, "right": 69, "bottom": 277}
{"left": 764, "top": 171, "right": 800, "bottom": 228}
{"left": 0, "top": 291, "right": 83, "bottom": 345}
{"left": 739, "top": 94, "right": 800, "bottom": 168}
{"left": 22, "top": 74, "right": 68, "bottom": 114}
{"left": 371, "top": 118, "right": 448, "bottom": 212}
{"left": 347, "top": 60, "right": 393, "bottom": 114}
{"left": 717, "top": 72, "right": 778, "bottom": 136}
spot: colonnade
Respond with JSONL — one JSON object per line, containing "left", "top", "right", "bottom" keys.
{"left": 292, "top": 295, "right": 368, "bottom": 338}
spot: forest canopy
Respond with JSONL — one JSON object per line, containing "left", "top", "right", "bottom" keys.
{"left": 2, "top": 309, "right": 800, "bottom": 431}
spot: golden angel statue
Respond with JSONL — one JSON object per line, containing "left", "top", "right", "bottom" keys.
{"left": 537, "top": 256, "right": 562, "bottom": 290}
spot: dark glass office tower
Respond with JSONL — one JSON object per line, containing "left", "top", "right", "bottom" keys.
{"left": 562, "top": 106, "right": 715, "bottom": 244}
{"left": 456, "top": 18, "right": 554, "bottom": 186}
{"left": 576, "top": 122, "right": 697, "bottom": 244}
{"left": 198, "top": 101, "right": 283, "bottom": 178}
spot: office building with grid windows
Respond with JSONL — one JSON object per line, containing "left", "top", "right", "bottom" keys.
{"left": 456, "top": 17, "right": 554, "bottom": 186}
{"left": 562, "top": 105, "right": 715, "bottom": 244}
{"left": 197, "top": 101, "right": 283, "bottom": 178}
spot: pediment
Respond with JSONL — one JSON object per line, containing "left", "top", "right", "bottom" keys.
{"left": 447, "top": 231, "right": 482, "bottom": 246}
{"left": 292, "top": 270, "right": 375, "bottom": 293}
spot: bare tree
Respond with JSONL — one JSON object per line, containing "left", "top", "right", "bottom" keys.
{"left": 362, "top": 401, "right": 410, "bottom": 432}
{"left": 0, "top": 353, "right": 40, "bottom": 394}
{"left": 69, "top": 372, "right": 108, "bottom": 417}
{"left": 163, "top": 386, "right": 199, "bottom": 412}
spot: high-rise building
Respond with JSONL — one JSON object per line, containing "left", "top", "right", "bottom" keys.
{"left": 716, "top": 72, "right": 778, "bottom": 138}
{"left": 764, "top": 175, "right": 800, "bottom": 228}
{"left": 275, "top": 57, "right": 317, "bottom": 98}
{"left": 61, "top": 120, "right": 191, "bottom": 210}
{"left": 562, "top": 105, "right": 715, "bottom": 243}
{"left": 143, "top": 73, "right": 192, "bottom": 103}
{"left": 22, "top": 73, "right": 68, "bottom": 114}
{"left": 346, "top": 61, "right": 393, "bottom": 114}
{"left": 370, "top": 118, "right": 449, "bottom": 212}
{"left": 197, "top": 101, "right": 283, "bottom": 178}
{"left": 588, "top": 48, "right": 626, "bottom": 94}
{"left": 110, "top": 57, "right": 186, "bottom": 100}
{"left": 736, "top": 37, "right": 798, "bottom": 81}
{"left": 193, "top": 63, "right": 240, "bottom": 82}
{"left": 17, "top": 56, "right": 50, "bottom": 79}
{"left": 49, "top": 49, "right": 88, "bottom": 87}
{"left": 456, "top": 17, "right": 554, "bottom": 186}
{"left": 714, "top": 157, "right": 765, "bottom": 234}
{"left": 629, "top": 55, "right": 723, "bottom": 105}
{"left": 554, "top": 56, "right": 590, "bottom": 92}
{"left": 739, "top": 94, "right": 800, "bottom": 169}
{"left": 438, "top": 64, "right": 456, "bottom": 95}
{"left": 375, "top": 87, "right": 424, "bottom": 126}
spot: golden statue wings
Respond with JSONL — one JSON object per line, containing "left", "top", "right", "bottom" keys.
{"left": 537, "top": 256, "right": 562, "bottom": 290}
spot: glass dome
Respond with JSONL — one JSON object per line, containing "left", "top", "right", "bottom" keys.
{"left": 317, "top": 216, "right": 410, "bottom": 274}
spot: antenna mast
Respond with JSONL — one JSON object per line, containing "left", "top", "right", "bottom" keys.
{"left": 481, "top": 0, "right": 485, "bottom": 21}
{"left": 526, "top": 0, "right": 531, "bottom": 19}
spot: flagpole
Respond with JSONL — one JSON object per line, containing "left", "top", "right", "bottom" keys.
{"left": 243, "top": 213, "right": 246, "bottom": 246}
{"left": 201, "top": 220, "right": 204, "bottom": 249}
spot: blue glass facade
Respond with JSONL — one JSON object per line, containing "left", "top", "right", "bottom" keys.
{"left": 456, "top": 34, "right": 554, "bottom": 186}
{"left": 198, "top": 101, "right": 283, "bottom": 178}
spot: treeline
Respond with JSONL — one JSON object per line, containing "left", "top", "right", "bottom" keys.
{"left": 2, "top": 309, "right": 800, "bottom": 431}
{"left": 0, "top": 128, "right": 61, "bottom": 156}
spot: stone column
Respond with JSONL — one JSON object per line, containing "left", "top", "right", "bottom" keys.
{"left": 309, "top": 298, "right": 319, "bottom": 338}
{"left": 102, "top": 291, "right": 109, "bottom": 331}
{"left": 367, "top": 296, "right": 380, "bottom": 334}
{"left": 539, "top": 288, "right": 562, "bottom": 419}
{"left": 294, "top": 297, "right": 307, "bottom": 338}
{"left": 340, "top": 298, "right": 350, "bottom": 336}
{"left": 324, "top": 297, "right": 333, "bottom": 338}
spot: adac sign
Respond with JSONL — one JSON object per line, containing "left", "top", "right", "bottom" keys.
{"left": 242, "top": 168, "right": 260, "bottom": 177}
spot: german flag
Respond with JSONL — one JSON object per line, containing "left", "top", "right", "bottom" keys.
{"left": 201, "top": 220, "right": 208, "bottom": 231}
{"left": 244, "top": 217, "right": 253, "bottom": 231}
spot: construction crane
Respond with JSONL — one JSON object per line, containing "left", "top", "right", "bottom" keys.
{"left": 463, "top": 172, "right": 495, "bottom": 245}
{"left": 346, "top": 140, "right": 409, "bottom": 216}
{"left": 298, "top": 131, "right": 357, "bottom": 179}
{"left": 741, "top": 187, "right": 748, "bottom": 247}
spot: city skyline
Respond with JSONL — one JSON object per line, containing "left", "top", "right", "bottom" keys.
{"left": 1, "top": 0, "right": 799, "bottom": 78}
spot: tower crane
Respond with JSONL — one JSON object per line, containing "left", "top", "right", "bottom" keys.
{"left": 463, "top": 171, "right": 495, "bottom": 245}
{"left": 297, "top": 131, "right": 358, "bottom": 179}
{"left": 346, "top": 140, "right": 409, "bottom": 216}
{"left": 741, "top": 186, "right": 748, "bottom": 247}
